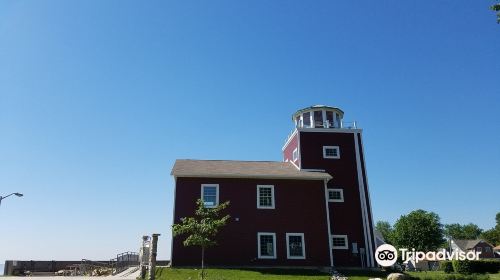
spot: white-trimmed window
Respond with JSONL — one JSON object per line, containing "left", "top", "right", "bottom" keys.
{"left": 485, "top": 247, "right": 491, "bottom": 253}
{"left": 286, "top": 233, "right": 305, "bottom": 259}
{"left": 332, "top": 235, "right": 348, "bottom": 249}
{"left": 328, "top": 189, "right": 344, "bottom": 202}
{"left": 292, "top": 148, "right": 298, "bottom": 162}
{"left": 476, "top": 247, "right": 483, "bottom": 253}
{"left": 323, "top": 146, "right": 340, "bottom": 159}
{"left": 201, "top": 184, "right": 219, "bottom": 208}
{"left": 257, "top": 185, "right": 275, "bottom": 209}
{"left": 303, "top": 112, "right": 311, "bottom": 127}
{"left": 258, "top": 232, "right": 276, "bottom": 259}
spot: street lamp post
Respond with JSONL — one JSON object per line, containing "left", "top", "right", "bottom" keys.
{"left": 0, "top": 192, "right": 23, "bottom": 207}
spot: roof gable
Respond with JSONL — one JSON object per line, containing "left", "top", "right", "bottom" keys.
{"left": 452, "top": 239, "right": 493, "bottom": 250}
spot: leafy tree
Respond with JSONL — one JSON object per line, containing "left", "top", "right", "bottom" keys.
{"left": 480, "top": 211, "right": 500, "bottom": 246}
{"left": 444, "top": 223, "right": 483, "bottom": 240}
{"left": 376, "top": 221, "right": 394, "bottom": 244}
{"left": 492, "top": 3, "right": 500, "bottom": 23}
{"left": 481, "top": 228, "right": 500, "bottom": 246}
{"left": 392, "top": 209, "right": 445, "bottom": 251}
{"left": 172, "top": 199, "right": 230, "bottom": 280}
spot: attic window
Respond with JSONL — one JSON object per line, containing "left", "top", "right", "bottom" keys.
{"left": 292, "top": 148, "right": 298, "bottom": 162}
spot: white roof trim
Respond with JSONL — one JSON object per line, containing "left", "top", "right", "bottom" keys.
{"left": 174, "top": 173, "right": 330, "bottom": 180}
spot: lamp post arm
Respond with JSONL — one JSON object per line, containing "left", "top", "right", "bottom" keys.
{"left": 0, "top": 193, "right": 22, "bottom": 207}
{"left": 2, "top": 193, "right": 16, "bottom": 200}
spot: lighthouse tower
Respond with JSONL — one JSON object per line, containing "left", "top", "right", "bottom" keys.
{"left": 283, "top": 105, "right": 376, "bottom": 267}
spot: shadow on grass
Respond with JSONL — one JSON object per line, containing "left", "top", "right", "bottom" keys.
{"left": 338, "top": 269, "right": 390, "bottom": 278}
{"left": 229, "top": 268, "right": 329, "bottom": 276}
{"left": 155, "top": 267, "right": 164, "bottom": 278}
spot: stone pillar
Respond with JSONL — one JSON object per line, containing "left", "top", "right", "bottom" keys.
{"left": 140, "top": 236, "right": 150, "bottom": 279}
{"left": 149, "top": 233, "right": 160, "bottom": 280}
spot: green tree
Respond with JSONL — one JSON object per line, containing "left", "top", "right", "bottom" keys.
{"left": 376, "top": 221, "right": 394, "bottom": 244}
{"left": 481, "top": 228, "right": 500, "bottom": 246}
{"left": 444, "top": 223, "right": 482, "bottom": 240}
{"left": 492, "top": 3, "right": 500, "bottom": 23}
{"left": 172, "top": 199, "right": 230, "bottom": 280}
{"left": 479, "top": 211, "right": 500, "bottom": 246}
{"left": 392, "top": 209, "right": 445, "bottom": 251}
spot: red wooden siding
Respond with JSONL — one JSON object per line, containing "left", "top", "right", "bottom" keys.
{"left": 283, "top": 132, "right": 299, "bottom": 164}
{"left": 299, "top": 131, "right": 374, "bottom": 267}
{"left": 172, "top": 177, "right": 331, "bottom": 267}
{"left": 475, "top": 242, "right": 496, "bottom": 258}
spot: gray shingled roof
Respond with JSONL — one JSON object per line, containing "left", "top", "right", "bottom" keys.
{"left": 452, "top": 239, "right": 485, "bottom": 250}
{"left": 171, "top": 159, "right": 332, "bottom": 180}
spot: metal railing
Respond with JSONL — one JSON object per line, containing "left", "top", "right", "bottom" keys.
{"left": 340, "top": 121, "right": 357, "bottom": 129}
{"left": 284, "top": 120, "right": 358, "bottom": 145}
{"left": 110, "top": 252, "right": 139, "bottom": 275}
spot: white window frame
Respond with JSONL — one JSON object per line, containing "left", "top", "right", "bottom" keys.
{"left": 201, "top": 184, "right": 219, "bottom": 208}
{"left": 323, "top": 146, "right": 340, "bottom": 159}
{"left": 257, "top": 185, "right": 275, "bottom": 209}
{"left": 328, "top": 189, "right": 344, "bottom": 202}
{"left": 476, "top": 247, "right": 482, "bottom": 253}
{"left": 257, "top": 232, "right": 277, "bottom": 259}
{"left": 286, "top": 233, "right": 306, "bottom": 259}
{"left": 292, "top": 148, "right": 298, "bottom": 162}
{"left": 331, "top": 235, "right": 349, "bottom": 250}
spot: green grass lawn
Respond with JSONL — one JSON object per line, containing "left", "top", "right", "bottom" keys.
{"left": 154, "top": 267, "right": 330, "bottom": 280}
{"left": 488, "top": 273, "right": 500, "bottom": 280}
{"left": 154, "top": 267, "right": 388, "bottom": 280}
{"left": 406, "top": 271, "right": 500, "bottom": 280}
{"left": 406, "top": 271, "right": 447, "bottom": 278}
{"left": 154, "top": 267, "right": 500, "bottom": 280}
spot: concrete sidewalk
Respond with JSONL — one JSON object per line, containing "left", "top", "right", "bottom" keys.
{"left": 1, "top": 267, "right": 141, "bottom": 280}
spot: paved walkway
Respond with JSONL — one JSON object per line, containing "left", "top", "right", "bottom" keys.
{"left": 1, "top": 267, "right": 141, "bottom": 280}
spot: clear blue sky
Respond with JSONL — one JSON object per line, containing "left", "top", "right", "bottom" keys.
{"left": 1, "top": 1, "right": 499, "bottom": 263}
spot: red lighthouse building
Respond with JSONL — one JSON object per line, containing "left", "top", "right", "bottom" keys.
{"left": 171, "top": 105, "right": 376, "bottom": 268}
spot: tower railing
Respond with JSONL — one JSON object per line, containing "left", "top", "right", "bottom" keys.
{"left": 284, "top": 120, "right": 358, "bottom": 144}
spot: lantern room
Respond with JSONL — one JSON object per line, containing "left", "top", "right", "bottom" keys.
{"left": 292, "top": 105, "right": 345, "bottom": 129}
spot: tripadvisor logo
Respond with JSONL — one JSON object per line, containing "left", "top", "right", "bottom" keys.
{"left": 375, "top": 244, "right": 398, "bottom": 267}
{"left": 374, "top": 244, "right": 482, "bottom": 267}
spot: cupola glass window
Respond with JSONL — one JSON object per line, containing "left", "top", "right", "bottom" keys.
{"left": 303, "top": 112, "right": 311, "bottom": 127}
{"left": 326, "top": 111, "right": 334, "bottom": 128}
{"left": 314, "top": 110, "right": 323, "bottom": 128}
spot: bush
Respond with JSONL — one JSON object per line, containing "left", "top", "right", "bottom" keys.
{"left": 408, "top": 273, "right": 489, "bottom": 280}
{"left": 440, "top": 261, "right": 454, "bottom": 273}
{"left": 453, "top": 260, "right": 473, "bottom": 274}
{"left": 472, "top": 260, "right": 500, "bottom": 273}
{"left": 452, "top": 260, "right": 500, "bottom": 274}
